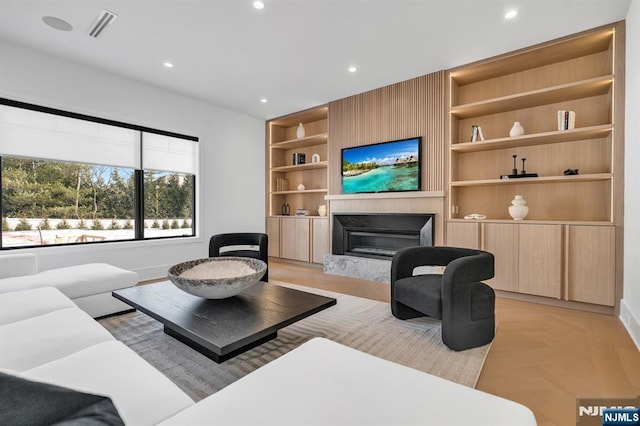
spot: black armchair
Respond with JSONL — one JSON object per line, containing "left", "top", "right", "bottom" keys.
{"left": 391, "top": 246, "right": 495, "bottom": 351}
{"left": 209, "top": 233, "right": 269, "bottom": 282}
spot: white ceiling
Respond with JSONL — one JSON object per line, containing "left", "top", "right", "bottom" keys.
{"left": 0, "top": 0, "right": 632, "bottom": 120}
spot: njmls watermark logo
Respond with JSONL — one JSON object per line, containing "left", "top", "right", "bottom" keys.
{"left": 577, "top": 396, "right": 640, "bottom": 425}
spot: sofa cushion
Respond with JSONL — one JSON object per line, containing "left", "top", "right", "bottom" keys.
{"left": 0, "top": 253, "right": 37, "bottom": 279}
{"left": 0, "top": 263, "right": 138, "bottom": 299}
{"left": 23, "top": 341, "right": 194, "bottom": 426}
{"left": 159, "top": 337, "right": 536, "bottom": 426}
{"left": 394, "top": 274, "right": 443, "bottom": 319}
{"left": 0, "top": 371, "right": 123, "bottom": 426}
{"left": 0, "top": 308, "right": 114, "bottom": 371}
{"left": 0, "top": 287, "right": 76, "bottom": 325}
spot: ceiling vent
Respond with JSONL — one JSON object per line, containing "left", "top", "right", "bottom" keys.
{"left": 88, "top": 10, "right": 117, "bottom": 38}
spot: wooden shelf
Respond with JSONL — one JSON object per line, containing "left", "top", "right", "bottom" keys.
{"left": 450, "top": 173, "right": 612, "bottom": 187}
{"left": 271, "top": 188, "right": 328, "bottom": 195}
{"left": 450, "top": 30, "right": 613, "bottom": 85}
{"left": 448, "top": 218, "right": 613, "bottom": 226}
{"left": 267, "top": 103, "right": 329, "bottom": 245}
{"left": 445, "top": 23, "right": 622, "bottom": 311}
{"left": 325, "top": 191, "right": 445, "bottom": 201}
{"left": 451, "top": 125, "right": 612, "bottom": 152}
{"left": 270, "top": 133, "right": 328, "bottom": 150}
{"left": 268, "top": 106, "right": 328, "bottom": 127}
{"left": 450, "top": 76, "right": 613, "bottom": 119}
{"left": 269, "top": 215, "right": 328, "bottom": 219}
{"left": 271, "top": 161, "right": 328, "bottom": 172}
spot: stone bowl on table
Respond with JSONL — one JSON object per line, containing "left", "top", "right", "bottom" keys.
{"left": 168, "top": 257, "right": 267, "bottom": 299}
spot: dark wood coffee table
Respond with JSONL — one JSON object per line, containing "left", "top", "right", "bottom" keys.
{"left": 113, "top": 281, "right": 336, "bottom": 363}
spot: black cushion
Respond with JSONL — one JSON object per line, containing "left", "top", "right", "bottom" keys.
{"left": 471, "top": 282, "right": 495, "bottom": 321}
{"left": 393, "top": 274, "right": 443, "bottom": 319}
{"left": 0, "top": 372, "right": 124, "bottom": 426}
{"left": 219, "top": 249, "right": 261, "bottom": 259}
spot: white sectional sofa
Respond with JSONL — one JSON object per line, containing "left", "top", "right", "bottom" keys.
{"left": 0, "top": 253, "right": 137, "bottom": 317}
{"left": 0, "top": 285, "right": 537, "bottom": 425}
{"left": 0, "top": 287, "right": 193, "bottom": 425}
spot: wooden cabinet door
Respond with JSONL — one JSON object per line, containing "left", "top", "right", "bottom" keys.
{"left": 518, "top": 224, "right": 562, "bottom": 298}
{"left": 483, "top": 223, "right": 519, "bottom": 292}
{"left": 311, "top": 217, "right": 329, "bottom": 264}
{"left": 266, "top": 217, "right": 280, "bottom": 258}
{"left": 566, "top": 225, "right": 615, "bottom": 306}
{"left": 280, "top": 217, "right": 310, "bottom": 262}
{"left": 445, "top": 221, "right": 480, "bottom": 249}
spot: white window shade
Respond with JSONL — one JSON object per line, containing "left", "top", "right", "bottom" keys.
{"left": 142, "top": 132, "right": 198, "bottom": 175}
{"left": 0, "top": 105, "right": 140, "bottom": 168}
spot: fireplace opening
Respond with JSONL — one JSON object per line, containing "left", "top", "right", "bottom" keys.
{"left": 332, "top": 213, "right": 434, "bottom": 260}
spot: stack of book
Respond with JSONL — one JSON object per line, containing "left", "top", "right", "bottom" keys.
{"left": 275, "top": 178, "right": 289, "bottom": 192}
{"left": 557, "top": 110, "right": 576, "bottom": 130}
{"left": 470, "top": 125, "right": 485, "bottom": 142}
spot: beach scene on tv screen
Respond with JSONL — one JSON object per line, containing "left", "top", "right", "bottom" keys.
{"left": 342, "top": 138, "right": 420, "bottom": 194}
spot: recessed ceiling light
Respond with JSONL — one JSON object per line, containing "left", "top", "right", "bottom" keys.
{"left": 348, "top": 66, "right": 357, "bottom": 73}
{"left": 253, "top": 1, "right": 265, "bottom": 10}
{"left": 505, "top": 9, "right": 518, "bottom": 19}
{"left": 42, "top": 16, "right": 73, "bottom": 32}
{"left": 260, "top": 98, "right": 268, "bottom": 103}
{"left": 163, "top": 62, "right": 174, "bottom": 68}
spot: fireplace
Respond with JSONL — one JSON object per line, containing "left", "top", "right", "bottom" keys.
{"left": 332, "top": 213, "right": 434, "bottom": 260}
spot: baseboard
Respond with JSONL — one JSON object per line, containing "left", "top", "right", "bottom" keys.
{"left": 619, "top": 299, "right": 640, "bottom": 351}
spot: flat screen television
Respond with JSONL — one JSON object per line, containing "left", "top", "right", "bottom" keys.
{"left": 341, "top": 137, "right": 422, "bottom": 194}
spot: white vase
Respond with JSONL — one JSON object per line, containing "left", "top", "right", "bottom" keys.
{"left": 509, "top": 121, "right": 524, "bottom": 137}
{"left": 296, "top": 123, "right": 305, "bottom": 139}
{"left": 297, "top": 183, "right": 305, "bottom": 191}
{"left": 508, "top": 195, "right": 529, "bottom": 220}
{"left": 318, "top": 205, "right": 327, "bottom": 217}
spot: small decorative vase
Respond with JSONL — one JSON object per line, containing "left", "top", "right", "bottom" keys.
{"left": 508, "top": 195, "right": 529, "bottom": 220}
{"left": 297, "top": 183, "right": 305, "bottom": 191}
{"left": 296, "top": 123, "right": 305, "bottom": 139}
{"left": 509, "top": 121, "right": 524, "bottom": 137}
{"left": 318, "top": 205, "right": 327, "bottom": 216}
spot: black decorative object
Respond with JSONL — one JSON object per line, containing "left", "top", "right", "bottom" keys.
{"left": 292, "top": 153, "right": 305, "bottom": 165}
{"left": 501, "top": 154, "right": 538, "bottom": 179}
{"left": 564, "top": 168, "right": 579, "bottom": 175}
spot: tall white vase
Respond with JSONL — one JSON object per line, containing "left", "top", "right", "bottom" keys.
{"left": 296, "top": 123, "right": 306, "bottom": 139}
{"left": 508, "top": 195, "right": 529, "bottom": 220}
{"left": 509, "top": 121, "right": 524, "bottom": 137}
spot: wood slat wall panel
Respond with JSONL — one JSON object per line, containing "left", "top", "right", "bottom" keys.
{"left": 328, "top": 71, "right": 445, "bottom": 194}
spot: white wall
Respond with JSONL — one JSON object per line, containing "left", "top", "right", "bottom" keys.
{"left": 623, "top": 2, "right": 640, "bottom": 349}
{"left": 0, "top": 40, "right": 265, "bottom": 280}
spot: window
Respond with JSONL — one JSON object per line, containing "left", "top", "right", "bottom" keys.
{"left": 0, "top": 99, "right": 198, "bottom": 248}
{"left": 143, "top": 170, "right": 194, "bottom": 238}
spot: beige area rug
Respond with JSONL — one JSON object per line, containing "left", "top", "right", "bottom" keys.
{"left": 99, "top": 280, "right": 492, "bottom": 402}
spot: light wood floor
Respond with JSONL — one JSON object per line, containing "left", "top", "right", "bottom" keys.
{"left": 269, "top": 258, "right": 640, "bottom": 426}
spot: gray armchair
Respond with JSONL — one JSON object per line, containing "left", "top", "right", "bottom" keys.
{"left": 391, "top": 246, "right": 495, "bottom": 351}
{"left": 209, "top": 233, "right": 269, "bottom": 282}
